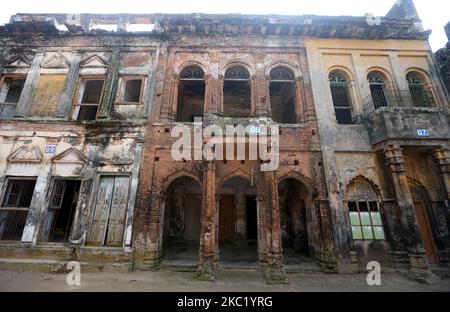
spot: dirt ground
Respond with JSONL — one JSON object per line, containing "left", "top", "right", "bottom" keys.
{"left": 0, "top": 269, "right": 449, "bottom": 292}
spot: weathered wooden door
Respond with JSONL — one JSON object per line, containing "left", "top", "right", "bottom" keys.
{"left": 184, "top": 194, "right": 201, "bottom": 241}
{"left": 414, "top": 202, "right": 438, "bottom": 263}
{"left": 219, "top": 195, "right": 235, "bottom": 243}
{"left": 106, "top": 176, "right": 130, "bottom": 246}
{"left": 87, "top": 176, "right": 129, "bottom": 246}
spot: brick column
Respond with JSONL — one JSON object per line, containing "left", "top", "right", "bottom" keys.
{"left": 384, "top": 145, "right": 433, "bottom": 281}
{"left": 295, "top": 77, "right": 305, "bottom": 122}
{"left": 197, "top": 161, "right": 218, "bottom": 280}
{"left": 218, "top": 75, "right": 224, "bottom": 115}
{"left": 250, "top": 75, "right": 257, "bottom": 117}
{"left": 261, "top": 171, "right": 287, "bottom": 284}
{"left": 256, "top": 76, "right": 270, "bottom": 118}
{"left": 160, "top": 74, "right": 178, "bottom": 121}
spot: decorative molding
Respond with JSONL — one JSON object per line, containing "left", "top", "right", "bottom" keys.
{"left": 3, "top": 55, "right": 31, "bottom": 68}
{"left": 8, "top": 146, "right": 43, "bottom": 163}
{"left": 40, "top": 53, "right": 70, "bottom": 68}
{"left": 52, "top": 147, "right": 87, "bottom": 164}
{"left": 80, "top": 54, "right": 109, "bottom": 68}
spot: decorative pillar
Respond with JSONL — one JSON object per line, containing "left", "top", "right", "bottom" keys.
{"left": 140, "top": 191, "right": 166, "bottom": 266}
{"left": 56, "top": 53, "right": 82, "bottom": 118}
{"left": 250, "top": 75, "right": 257, "bottom": 117}
{"left": 97, "top": 49, "right": 120, "bottom": 119}
{"left": 22, "top": 157, "right": 52, "bottom": 245}
{"left": 384, "top": 144, "right": 433, "bottom": 281}
{"left": 14, "top": 53, "right": 44, "bottom": 118}
{"left": 168, "top": 74, "right": 179, "bottom": 121}
{"left": 261, "top": 171, "right": 287, "bottom": 284}
{"left": 295, "top": 77, "right": 305, "bottom": 122}
{"left": 197, "top": 161, "right": 218, "bottom": 280}
{"left": 434, "top": 148, "right": 450, "bottom": 198}
{"left": 218, "top": 75, "right": 224, "bottom": 115}
{"left": 254, "top": 75, "right": 270, "bottom": 118}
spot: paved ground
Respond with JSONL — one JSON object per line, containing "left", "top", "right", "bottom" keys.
{"left": 0, "top": 269, "right": 449, "bottom": 292}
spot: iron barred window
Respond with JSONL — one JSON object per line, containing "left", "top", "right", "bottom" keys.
{"left": 348, "top": 201, "right": 385, "bottom": 240}
{"left": 0, "top": 179, "right": 36, "bottom": 241}
{"left": 368, "top": 72, "right": 388, "bottom": 109}
{"left": 329, "top": 71, "right": 353, "bottom": 124}
{"left": 406, "top": 72, "right": 435, "bottom": 108}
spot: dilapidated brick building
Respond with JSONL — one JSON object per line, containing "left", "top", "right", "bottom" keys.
{"left": 0, "top": 0, "right": 448, "bottom": 284}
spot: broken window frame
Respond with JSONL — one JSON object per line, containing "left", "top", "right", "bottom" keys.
{"left": 0, "top": 177, "right": 37, "bottom": 241}
{"left": 347, "top": 200, "right": 386, "bottom": 241}
{"left": 116, "top": 75, "right": 146, "bottom": 105}
{"left": 0, "top": 74, "right": 27, "bottom": 119}
{"left": 71, "top": 76, "right": 106, "bottom": 121}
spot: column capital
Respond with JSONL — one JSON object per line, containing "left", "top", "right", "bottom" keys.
{"left": 384, "top": 145, "right": 406, "bottom": 172}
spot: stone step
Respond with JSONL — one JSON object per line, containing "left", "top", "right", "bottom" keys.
{"left": 0, "top": 257, "right": 132, "bottom": 273}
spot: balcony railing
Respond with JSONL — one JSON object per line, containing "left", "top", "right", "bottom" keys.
{"left": 362, "top": 89, "right": 436, "bottom": 116}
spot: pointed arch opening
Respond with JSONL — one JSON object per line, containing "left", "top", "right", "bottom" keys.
{"left": 407, "top": 180, "right": 439, "bottom": 264}
{"left": 278, "top": 178, "right": 312, "bottom": 264}
{"left": 346, "top": 178, "right": 385, "bottom": 241}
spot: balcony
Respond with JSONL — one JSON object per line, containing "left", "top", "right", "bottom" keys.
{"left": 362, "top": 89, "right": 436, "bottom": 116}
{"left": 361, "top": 89, "right": 449, "bottom": 145}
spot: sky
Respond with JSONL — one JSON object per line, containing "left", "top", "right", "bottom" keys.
{"left": 0, "top": 0, "right": 448, "bottom": 51}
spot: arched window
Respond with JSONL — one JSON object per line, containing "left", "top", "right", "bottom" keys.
{"left": 368, "top": 71, "right": 388, "bottom": 109}
{"left": 269, "top": 67, "right": 296, "bottom": 124}
{"left": 223, "top": 66, "right": 251, "bottom": 117}
{"left": 346, "top": 179, "right": 385, "bottom": 241}
{"left": 406, "top": 72, "right": 435, "bottom": 108}
{"left": 177, "top": 66, "right": 205, "bottom": 122}
{"left": 329, "top": 71, "right": 353, "bottom": 124}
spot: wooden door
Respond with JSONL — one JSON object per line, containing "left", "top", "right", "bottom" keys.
{"left": 219, "top": 195, "right": 235, "bottom": 243}
{"left": 106, "top": 176, "right": 130, "bottom": 246}
{"left": 414, "top": 202, "right": 438, "bottom": 263}
{"left": 87, "top": 177, "right": 115, "bottom": 246}
{"left": 184, "top": 194, "right": 201, "bottom": 241}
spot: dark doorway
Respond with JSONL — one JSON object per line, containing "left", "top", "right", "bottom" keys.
{"left": 162, "top": 176, "right": 202, "bottom": 266}
{"left": 43, "top": 180, "right": 80, "bottom": 242}
{"left": 278, "top": 178, "right": 312, "bottom": 266}
{"left": 218, "top": 176, "right": 258, "bottom": 266}
{"left": 246, "top": 196, "right": 257, "bottom": 239}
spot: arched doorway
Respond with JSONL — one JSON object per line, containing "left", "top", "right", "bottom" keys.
{"left": 162, "top": 176, "right": 202, "bottom": 265}
{"left": 218, "top": 176, "right": 258, "bottom": 266}
{"left": 408, "top": 181, "right": 439, "bottom": 264}
{"left": 278, "top": 178, "right": 311, "bottom": 265}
